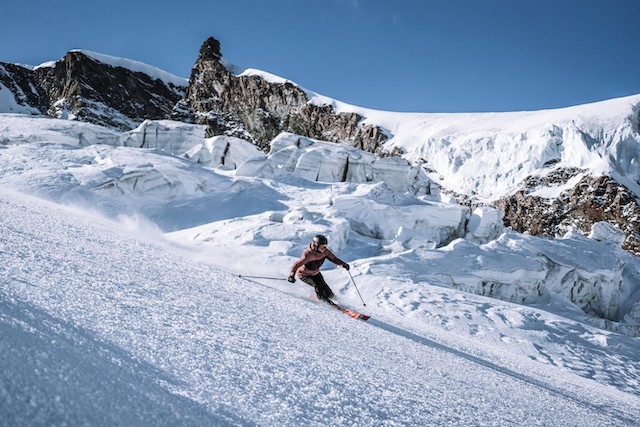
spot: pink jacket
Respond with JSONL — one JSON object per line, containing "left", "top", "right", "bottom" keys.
{"left": 290, "top": 245, "right": 346, "bottom": 277}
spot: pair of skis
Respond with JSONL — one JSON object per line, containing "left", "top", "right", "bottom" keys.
{"left": 319, "top": 297, "right": 370, "bottom": 321}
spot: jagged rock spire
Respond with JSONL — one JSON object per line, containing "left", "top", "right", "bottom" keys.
{"left": 198, "top": 37, "right": 222, "bottom": 62}
{"left": 184, "top": 36, "right": 388, "bottom": 151}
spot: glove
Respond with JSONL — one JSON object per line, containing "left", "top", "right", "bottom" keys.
{"left": 287, "top": 275, "right": 296, "bottom": 283}
{"left": 343, "top": 263, "right": 350, "bottom": 271}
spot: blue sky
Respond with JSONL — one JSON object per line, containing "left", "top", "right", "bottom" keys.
{"left": 2, "top": 0, "right": 639, "bottom": 113}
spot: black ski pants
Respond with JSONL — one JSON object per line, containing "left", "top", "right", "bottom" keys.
{"left": 299, "top": 273, "right": 334, "bottom": 301}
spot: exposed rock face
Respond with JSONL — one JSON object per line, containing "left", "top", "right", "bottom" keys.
{"left": 1, "top": 52, "right": 185, "bottom": 130}
{"left": 35, "top": 51, "right": 186, "bottom": 130}
{"left": 497, "top": 169, "right": 640, "bottom": 255}
{"left": 182, "top": 37, "right": 388, "bottom": 152}
{"left": 0, "top": 63, "right": 49, "bottom": 114}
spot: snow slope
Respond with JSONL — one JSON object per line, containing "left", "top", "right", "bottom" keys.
{"left": 2, "top": 189, "right": 639, "bottom": 426}
{"left": 1, "top": 110, "right": 640, "bottom": 425}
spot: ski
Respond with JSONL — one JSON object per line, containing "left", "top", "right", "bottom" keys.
{"left": 307, "top": 294, "right": 370, "bottom": 321}
{"left": 336, "top": 305, "right": 370, "bottom": 321}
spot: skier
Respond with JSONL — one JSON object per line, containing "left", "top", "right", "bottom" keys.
{"left": 287, "top": 235, "right": 350, "bottom": 302}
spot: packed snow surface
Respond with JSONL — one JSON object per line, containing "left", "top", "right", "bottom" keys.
{"left": 2, "top": 188, "right": 640, "bottom": 426}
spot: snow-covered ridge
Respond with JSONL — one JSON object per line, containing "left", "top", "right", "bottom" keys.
{"left": 236, "top": 66, "right": 374, "bottom": 115}
{"left": 236, "top": 64, "right": 639, "bottom": 125}
{"left": 236, "top": 67, "right": 294, "bottom": 85}
{"left": 229, "top": 65, "right": 640, "bottom": 200}
{"left": 36, "top": 50, "right": 189, "bottom": 88}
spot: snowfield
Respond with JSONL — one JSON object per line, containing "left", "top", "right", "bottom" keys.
{"left": 1, "top": 81, "right": 640, "bottom": 425}
{"left": 2, "top": 189, "right": 639, "bottom": 426}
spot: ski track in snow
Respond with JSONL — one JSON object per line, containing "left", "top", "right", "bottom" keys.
{"left": 2, "top": 189, "right": 640, "bottom": 426}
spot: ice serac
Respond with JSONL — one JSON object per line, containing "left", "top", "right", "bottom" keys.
{"left": 181, "top": 37, "right": 388, "bottom": 152}
{"left": 236, "top": 132, "right": 433, "bottom": 194}
{"left": 422, "top": 233, "right": 627, "bottom": 326}
{"left": 331, "top": 191, "right": 468, "bottom": 247}
{"left": 122, "top": 120, "right": 206, "bottom": 154}
{"left": 183, "top": 135, "right": 263, "bottom": 169}
{"left": 466, "top": 207, "right": 504, "bottom": 244}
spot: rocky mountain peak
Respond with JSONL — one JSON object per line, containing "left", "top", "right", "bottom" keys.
{"left": 2, "top": 36, "right": 388, "bottom": 152}
{"left": 2, "top": 50, "right": 185, "bottom": 130}
{"left": 182, "top": 37, "right": 389, "bottom": 152}
{"left": 0, "top": 63, "right": 49, "bottom": 114}
{"left": 198, "top": 37, "right": 223, "bottom": 62}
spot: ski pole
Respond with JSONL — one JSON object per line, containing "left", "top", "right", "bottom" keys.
{"left": 347, "top": 270, "right": 366, "bottom": 307}
{"left": 238, "top": 274, "right": 288, "bottom": 281}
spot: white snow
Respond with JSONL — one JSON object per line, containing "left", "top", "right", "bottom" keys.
{"left": 237, "top": 68, "right": 295, "bottom": 86}
{"left": 1, "top": 100, "right": 640, "bottom": 425}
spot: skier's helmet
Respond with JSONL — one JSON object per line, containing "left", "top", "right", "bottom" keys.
{"left": 313, "top": 234, "right": 328, "bottom": 250}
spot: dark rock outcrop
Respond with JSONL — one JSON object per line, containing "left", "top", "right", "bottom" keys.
{"left": 182, "top": 37, "right": 388, "bottom": 152}
{"left": 497, "top": 169, "right": 640, "bottom": 255}
{"left": 35, "top": 51, "right": 186, "bottom": 130}
{"left": 2, "top": 52, "right": 186, "bottom": 130}
{"left": 0, "top": 63, "right": 49, "bottom": 114}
